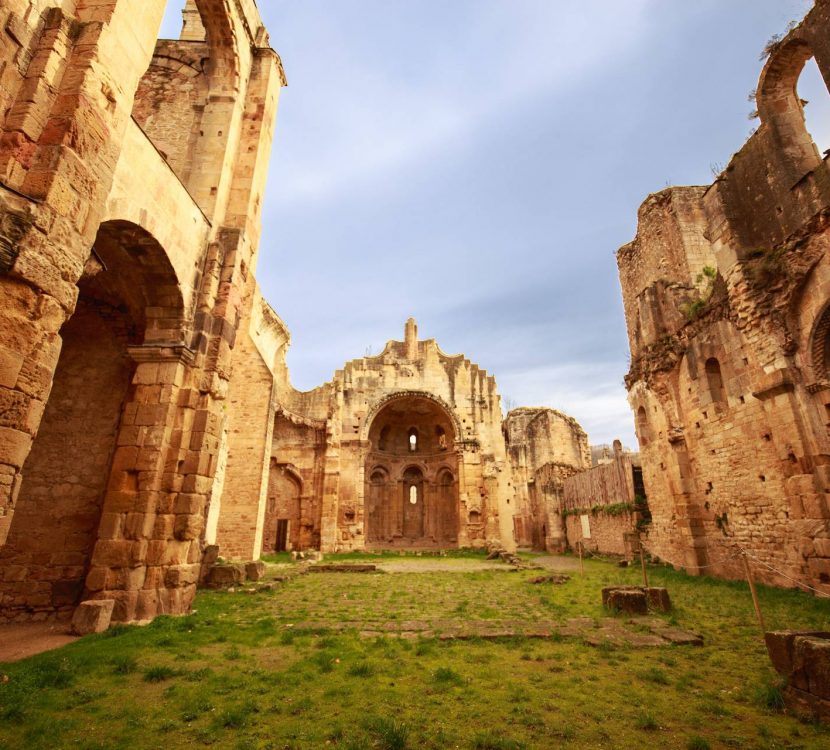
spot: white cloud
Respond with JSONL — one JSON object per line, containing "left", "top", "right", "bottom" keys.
{"left": 497, "top": 362, "right": 636, "bottom": 447}
{"left": 268, "top": 0, "right": 655, "bottom": 205}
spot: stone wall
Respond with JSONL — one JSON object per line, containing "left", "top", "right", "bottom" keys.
{"left": 618, "top": 0, "right": 830, "bottom": 593}
{"left": 505, "top": 408, "right": 590, "bottom": 551}
{"left": 561, "top": 441, "right": 642, "bottom": 557}
{"left": 0, "top": 0, "right": 286, "bottom": 623}
{"left": 563, "top": 513, "right": 634, "bottom": 557}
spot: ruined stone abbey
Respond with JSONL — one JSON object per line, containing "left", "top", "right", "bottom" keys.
{"left": 0, "top": 1, "right": 590, "bottom": 624}
{"left": 619, "top": 0, "right": 830, "bottom": 595}
{"left": 1, "top": 0, "right": 829, "bottom": 627}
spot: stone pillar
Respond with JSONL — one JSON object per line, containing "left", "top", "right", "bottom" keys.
{"left": 405, "top": 318, "right": 418, "bottom": 360}
{"left": 84, "top": 345, "right": 206, "bottom": 623}
{"left": 180, "top": 0, "right": 206, "bottom": 41}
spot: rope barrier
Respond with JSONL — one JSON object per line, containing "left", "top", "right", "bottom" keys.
{"left": 638, "top": 540, "right": 830, "bottom": 598}
{"left": 738, "top": 547, "right": 830, "bottom": 599}
{"left": 638, "top": 542, "right": 743, "bottom": 571}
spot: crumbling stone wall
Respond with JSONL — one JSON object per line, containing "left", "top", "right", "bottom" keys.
{"left": 217, "top": 319, "right": 590, "bottom": 557}
{"left": 0, "top": 0, "right": 286, "bottom": 623}
{"left": 505, "top": 408, "right": 590, "bottom": 552}
{"left": 618, "top": 0, "right": 830, "bottom": 593}
{"left": 561, "top": 441, "right": 642, "bottom": 557}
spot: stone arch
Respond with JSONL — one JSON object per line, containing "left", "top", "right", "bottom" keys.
{"left": 160, "top": 0, "right": 240, "bottom": 91}
{"left": 264, "top": 462, "right": 303, "bottom": 552}
{"left": 92, "top": 220, "right": 186, "bottom": 345}
{"left": 0, "top": 219, "right": 184, "bottom": 617}
{"left": 757, "top": 38, "right": 824, "bottom": 176}
{"left": 361, "top": 390, "right": 462, "bottom": 443}
{"left": 364, "top": 394, "right": 460, "bottom": 548}
{"left": 809, "top": 300, "right": 830, "bottom": 385}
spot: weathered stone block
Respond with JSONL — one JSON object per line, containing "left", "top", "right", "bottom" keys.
{"left": 605, "top": 588, "right": 648, "bottom": 614}
{"left": 203, "top": 562, "right": 245, "bottom": 588}
{"left": 245, "top": 560, "right": 265, "bottom": 581}
{"left": 794, "top": 635, "right": 830, "bottom": 699}
{"left": 71, "top": 598, "right": 114, "bottom": 635}
{"left": 602, "top": 585, "right": 671, "bottom": 613}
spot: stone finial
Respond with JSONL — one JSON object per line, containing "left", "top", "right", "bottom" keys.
{"left": 180, "top": 0, "right": 206, "bottom": 41}
{"left": 613, "top": 439, "right": 623, "bottom": 456}
{"left": 405, "top": 317, "right": 418, "bottom": 360}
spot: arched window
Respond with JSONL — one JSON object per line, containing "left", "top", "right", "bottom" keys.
{"left": 757, "top": 40, "right": 824, "bottom": 177}
{"left": 408, "top": 427, "right": 418, "bottom": 452}
{"left": 636, "top": 406, "right": 652, "bottom": 447}
{"left": 436, "top": 426, "right": 447, "bottom": 450}
{"left": 798, "top": 56, "right": 830, "bottom": 158}
{"left": 705, "top": 358, "right": 726, "bottom": 404}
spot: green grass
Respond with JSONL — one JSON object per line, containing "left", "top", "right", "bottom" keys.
{"left": 0, "top": 557, "right": 829, "bottom": 749}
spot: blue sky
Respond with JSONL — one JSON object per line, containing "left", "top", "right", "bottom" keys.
{"left": 160, "top": 1, "right": 828, "bottom": 447}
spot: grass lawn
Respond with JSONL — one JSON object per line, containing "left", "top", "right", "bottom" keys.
{"left": 1, "top": 553, "right": 829, "bottom": 750}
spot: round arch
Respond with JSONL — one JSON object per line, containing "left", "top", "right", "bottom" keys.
{"left": 363, "top": 393, "right": 460, "bottom": 549}
{"left": 757, "top": 36, "right": 824, "bottom": 175}
{"left": 91, "top": 220, "right": 186, "bottom": 345}
{"left": 361, "top": 390, "right": 462, "bottom": 444}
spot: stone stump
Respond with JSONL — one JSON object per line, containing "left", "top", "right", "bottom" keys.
{"left": 766, "top": 630, "right": 830, "bottom": 721}
{"left": 602, "top": 585, "right": 671, "bottom": 613}
{"left": 203, "top": 562, "right": 246, "bottom": 589}
{"left": 245, "top": 561, "right": 266, "bottom": 581}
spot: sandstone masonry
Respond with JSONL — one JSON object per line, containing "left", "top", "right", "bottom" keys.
{"left": 618, "top": 0, "right": 830, "bottom": 594}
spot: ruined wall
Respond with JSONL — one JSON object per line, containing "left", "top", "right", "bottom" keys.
{"left": 618, "top": 0, "right": 830, "bottom": 593}
{"left": 505, "top": 408, "right": 590, "bottom": 552}
{"left": 236, "top": 319, "right": 514, "bottom": 554}
{"left": 563, "top": 513, "right": 635, "bottom": 557}
{"left": 0, "top": 0, "right": 286, "bottom": 623}
{"left": 262, "top": 415, "right": 325, "bottom": 553}
{"left": 561, "top": 442, "right": 641, "bottom": 557}
{"left": 132, "top": 40, "right": 209, "bottom": 184}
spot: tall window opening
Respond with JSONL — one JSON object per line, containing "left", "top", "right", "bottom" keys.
{"left": 637, "top": 406, "right": 652, "bottom": 447}
{"left": 408, "top": 427, "right": 418, "bottom": 452}
{"left": 705, "top": 358, "right": 726, "bottom": 404}
{"left": 798, "top": 56, "right": 830, "bottom": 158}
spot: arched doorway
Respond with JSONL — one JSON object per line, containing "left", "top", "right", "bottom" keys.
{"left": 365, "top": 394, "right": 459, "bottom": 549}
{"left": 264, "top": 464, "right": 302, "bottom": 552}
{"left": 0, "top": 220, "right": 183, "bottom": 614}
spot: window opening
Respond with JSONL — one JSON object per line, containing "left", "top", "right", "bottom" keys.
{"left": 798, "top": 56, "right": 830, "bottom": 157}
{"left": 705, "top": 358, "right": 726, "bottom": 403}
